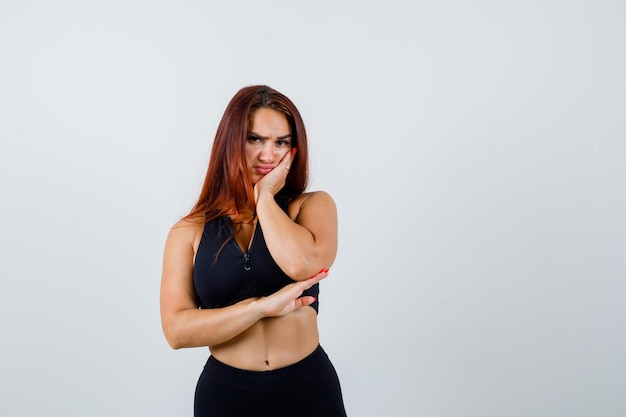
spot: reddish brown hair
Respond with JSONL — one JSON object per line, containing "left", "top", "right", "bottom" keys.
{"left": 185, "top": 85, "right": 309, "bottom": 223}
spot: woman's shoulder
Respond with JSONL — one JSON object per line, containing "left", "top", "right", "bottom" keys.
{"left": 289, "top": 191, "right": 334, "bottom": 206}
{"left": 167, "top": 216, "right": 205, "bottom": 244}
{"left": 287, "top": 191, "right": 336, "bottom": 220}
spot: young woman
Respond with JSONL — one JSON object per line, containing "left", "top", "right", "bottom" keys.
{"left": 160, "top": 85, "right": 347, "bottom": 416}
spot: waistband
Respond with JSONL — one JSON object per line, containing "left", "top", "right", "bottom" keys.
{"left": 204, "top": 345, "right": 330, "bottom": 393}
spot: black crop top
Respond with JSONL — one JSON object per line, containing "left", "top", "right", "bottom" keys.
{"left": 193, "top": 197, "right": 319, "bottom": 313}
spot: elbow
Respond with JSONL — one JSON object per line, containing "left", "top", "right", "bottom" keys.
{"left": 281, "top": 257, "right": 312, "bottom": 281}
{"left": 166, "top": 336, "right": 184, "bottom": 350}
{"left": 300, "top": 247, "right": 336, "bottom": 280}
{"left": 284, "top": 255, "right": 330, "bottom": 281}
{"left": 163, "top": 330, "right": 183, "bottom": 350}
{"left": 162, "top": 321, "right": 188, "bottom": 350}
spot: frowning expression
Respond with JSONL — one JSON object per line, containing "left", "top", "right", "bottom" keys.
{"left": 245, "top": 107, "right": 292, "bottom": 184}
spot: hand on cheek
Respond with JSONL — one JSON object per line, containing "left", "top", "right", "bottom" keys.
{"left": 255, "top": 148, "right": 296, "bottom": 200}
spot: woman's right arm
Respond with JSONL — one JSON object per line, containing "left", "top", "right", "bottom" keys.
{"left": 159, "top": 221, "right": 324, "bottom": 350}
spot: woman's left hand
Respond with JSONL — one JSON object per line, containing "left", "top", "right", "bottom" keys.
{"left": 254, "top": 148, "right": 296, "bottom": 201}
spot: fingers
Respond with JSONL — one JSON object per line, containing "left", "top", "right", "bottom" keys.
{"left": 295, "top": 295, "right": 317, "bottom": 309}
{"left": 281, "top": 269, "right": 328, "bottom": 303}
{"left": 307, "top": 268, "right": 329, "bottom": 283}
{"left": 278, "top": 147, "right": 297, "bottom": 172}
{"left": 287, "top": 270, "right": 327, "bottom": 293}
{"left": 262, "top": 268, "right": 328, "bottom": 317}
{"left": 293, "top": 269, "right": 328, "bottom": 291}
{"left": 255, "top": 148, "right": 296, "bottom": 198}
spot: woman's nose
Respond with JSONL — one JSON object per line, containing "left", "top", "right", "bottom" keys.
{"left": 259, "top": 142, "right": 274, "bottom": 162}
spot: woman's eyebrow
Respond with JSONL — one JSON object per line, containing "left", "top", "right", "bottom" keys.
{"left": 248, "top": 132, "right": 292, "bottom": 140}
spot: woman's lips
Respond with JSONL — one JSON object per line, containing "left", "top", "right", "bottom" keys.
{"left": 254, "top": 165, "right": 275, "bottom": 175}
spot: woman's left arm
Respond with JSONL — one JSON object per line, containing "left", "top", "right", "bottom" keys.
{"left": 256, "top": 189, "right": 337, "bottom": 280}
{"left": 254, "top": 149, "right": 337, "bottom": 281}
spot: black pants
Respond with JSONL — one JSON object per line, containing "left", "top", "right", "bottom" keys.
{"left": 194, "top": 345, "right": 347, "bottom": 417}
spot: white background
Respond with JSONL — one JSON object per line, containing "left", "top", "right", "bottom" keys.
{"left": 1, "top": 1, "right": 625, "bottom": 416}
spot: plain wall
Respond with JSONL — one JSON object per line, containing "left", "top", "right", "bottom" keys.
{"left": 1, "top": 1, "right": 624, "bottom": 416}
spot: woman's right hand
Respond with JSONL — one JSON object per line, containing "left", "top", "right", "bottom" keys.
{"left": 261, "top": 269, "right": 328, "bottom": 317}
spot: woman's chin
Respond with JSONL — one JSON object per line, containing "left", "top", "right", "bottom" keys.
{"left": 250, "top": 174, "right": 263, "bottom": 185}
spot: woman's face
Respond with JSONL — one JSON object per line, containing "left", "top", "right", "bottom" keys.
{"left": 245, "top": 107, "right": 292, "bottom": 184}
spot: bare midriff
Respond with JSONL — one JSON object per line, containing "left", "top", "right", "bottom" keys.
{"left": 208, "top": 306, "right": 319, "bottom": 371}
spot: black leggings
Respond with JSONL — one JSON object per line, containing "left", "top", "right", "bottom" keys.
{"left": 194, "top": 345, "right": 347, "bottom": 417}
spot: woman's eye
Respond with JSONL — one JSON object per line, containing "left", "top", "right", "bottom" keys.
{"left": 248, "top": 136, "right": 261, "bottom": 143}
{"left": 277, "top": 140, "right": 290, "bottom": 146}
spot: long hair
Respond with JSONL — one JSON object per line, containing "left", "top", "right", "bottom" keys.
{"left": 185, "top": 85, "right": 309, "bottom": 223}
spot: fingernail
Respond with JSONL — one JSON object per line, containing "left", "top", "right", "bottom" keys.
{"left": 309, "top": 269, "right": 326, "bottom": 278}
{"left": 323, "top": 269, "right": 329, "bottom": 273}
{"left": 291, "top": 147, "right": 297, "bottom": 156}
